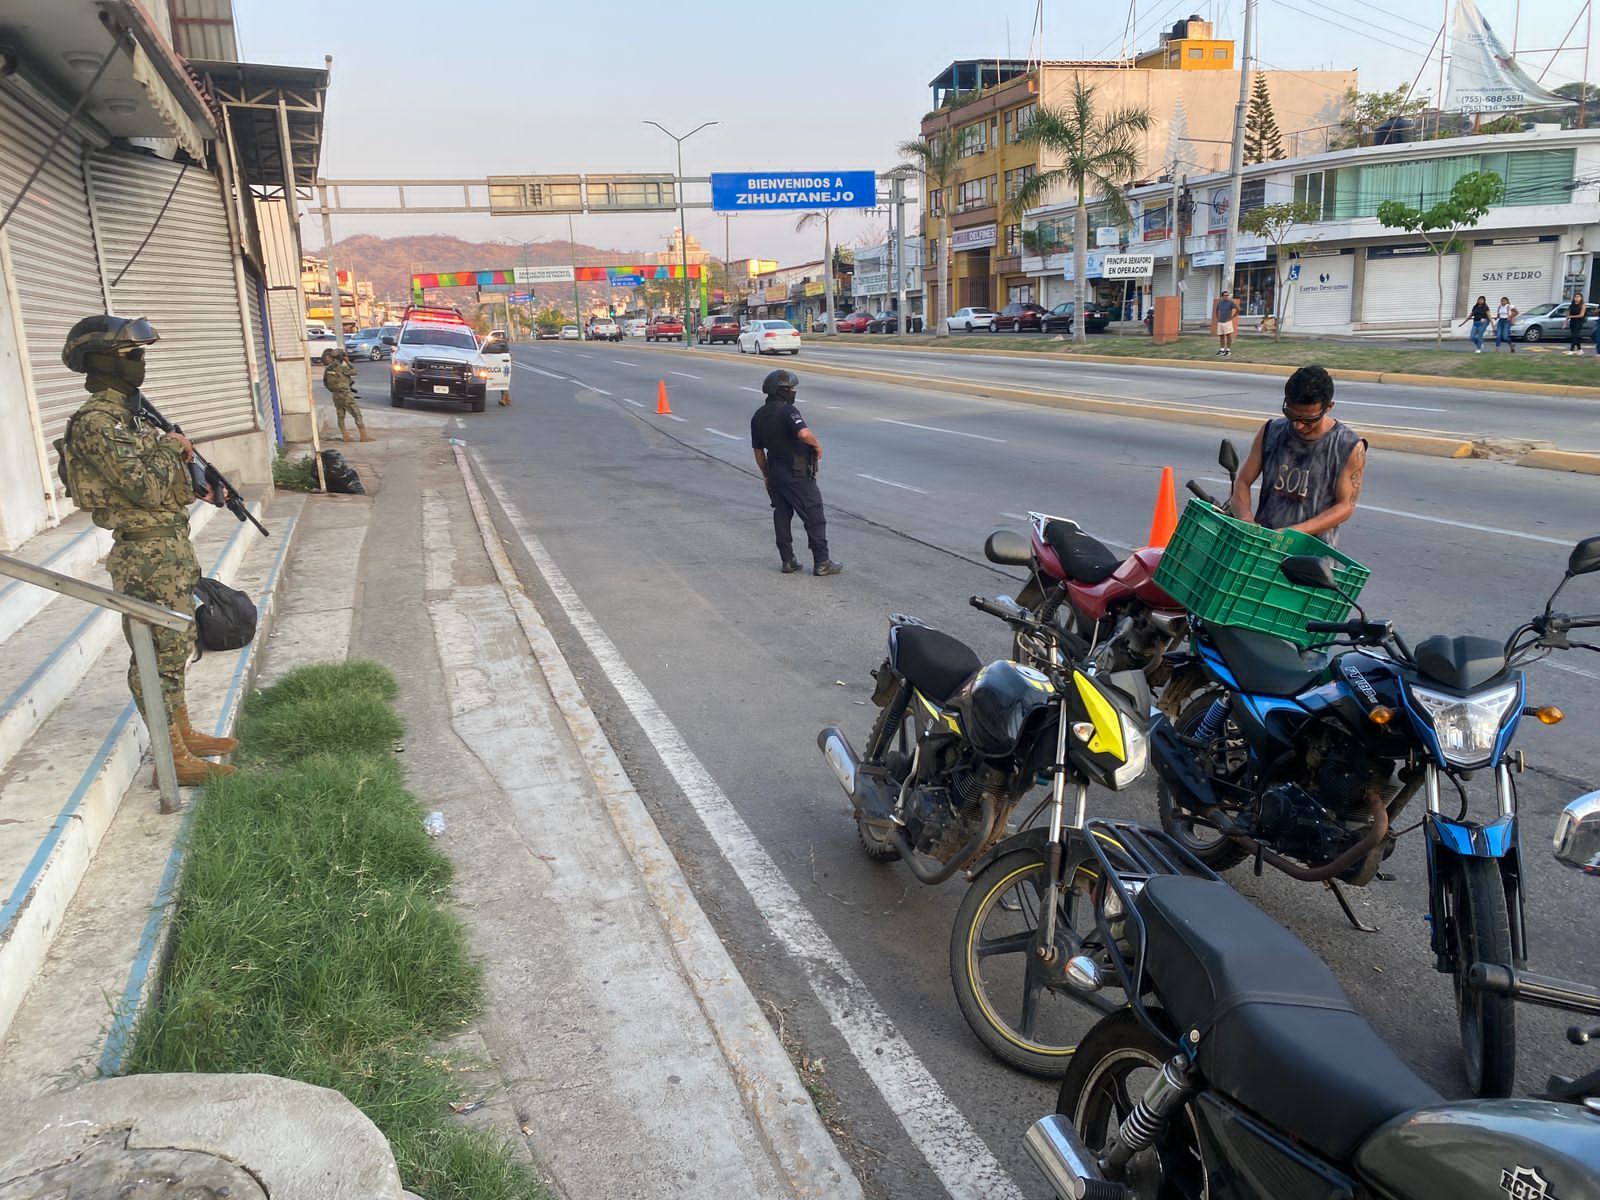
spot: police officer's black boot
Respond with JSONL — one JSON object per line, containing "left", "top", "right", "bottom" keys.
{"left": 781, "top": 559, "right": 802, "bottom": 573}
{"left": 814, "top": 560, "right": 845, "bottom": 577}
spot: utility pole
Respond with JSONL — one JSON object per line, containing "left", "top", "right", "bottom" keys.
{"left": 1221, "top": 0, "right": 1256, "bottom": 301}
{"left": 318, "top": 183, "right": 346, "bottom": 349}
{"left": 645, "top": 120, "right": 717, "bottom": 345}
{"left": 893, "top": 169, "right": 910, "bottom": 339}
{"left": 567, "top": 212, "right": 582, "bottom": 337}
{"left": 822, "top": 211, "right": 836, "bottom": 337}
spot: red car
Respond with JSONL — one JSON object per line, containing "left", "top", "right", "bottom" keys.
{"left": 837, "top": 311, "right": 873, "bottom": 333}
{"left": 646, "top": 315, "right": 685, "bottom": 342}
{"left": 994, "top": 302, "right": 1048, "bottom": 332}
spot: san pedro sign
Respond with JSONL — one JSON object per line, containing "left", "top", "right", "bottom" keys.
{"left": 711, "top": 171, "right": 876, "bottom": 212}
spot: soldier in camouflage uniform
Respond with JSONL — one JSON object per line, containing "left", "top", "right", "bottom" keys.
{"left": 323, "top": 348, "right": 371, "bottom": 441}
{"left": 57, "top": 315, "right": 237, "bottom": 786}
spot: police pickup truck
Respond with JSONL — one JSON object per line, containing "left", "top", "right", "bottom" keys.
{"left": 388, "top": 306, "right": 491, "bottom": 412}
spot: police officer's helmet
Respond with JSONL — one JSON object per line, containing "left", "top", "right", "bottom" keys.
{"left": 761, "top": 368, "right": 799, "bottom": 398}
{"left": 61, "top": 314, "right": 160, "bottom": 374}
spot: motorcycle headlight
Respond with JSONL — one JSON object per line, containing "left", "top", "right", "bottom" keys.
{"left": 1408, "top": 682, "right": 1519, "bottom": 768}
{"left": 1110, "top": 712, "right": 1149, "bottom": 790}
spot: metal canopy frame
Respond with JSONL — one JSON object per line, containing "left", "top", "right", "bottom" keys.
{"left": 190, "top": 59, "right": 328, "bottom": 196}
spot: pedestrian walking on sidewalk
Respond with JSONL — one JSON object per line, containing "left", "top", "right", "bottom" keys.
{"left": 323, "top": 349, "right": 371, "bottom": 441}
{"left": 1213, "top": 290, "right": 1239, "bottom": 358}
{"left": 1466, "top": 295, "right": 1491, "bottom": 352}
{"left": 56, "top": 315, "right": 238, "bottom": 786}
{"left": 750, "top": 369, "right": 842, "bottom": 576}
{"left": 1495, "top": 297, "right": 1517, "bottom": 352}
{"left": 1566, "top": 291, "right": 1587, "bottom": 355}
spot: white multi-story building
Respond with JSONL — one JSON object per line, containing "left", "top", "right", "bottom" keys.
{"left": 851, "top": 238, "right": 924, "bottom": 319}
{"left": 1022, "top": 127, "right": 1600, "bottom": 336}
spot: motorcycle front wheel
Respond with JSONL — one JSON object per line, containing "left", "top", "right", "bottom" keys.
{"left": 1157, "top": 689, "right": 1251, "bottom": 871}
{"left": 1449, "top": 857, "right": 1516, "bottom": 1097}
{"left": 949, "top": 837, "right": 1125, "bottom": 1077}
{"left": 1057, "top": 1009, "right": 1208, "bottom": 1199}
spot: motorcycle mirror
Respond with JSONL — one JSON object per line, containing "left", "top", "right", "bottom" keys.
{"left": 985, "top": 529, "right": 1033, "bottom": 567}
{"left": 1568, "top": 536, "right": 1600, "bottom": 577}
{"left": 1280, "top": 554, "right": 1340, "bottom": 591}
{"left": 1553, "top": 791, "right": 1600, "bottom": 874}
{"left": 1218, "top": 439, "right": 1240, "bottom": 478}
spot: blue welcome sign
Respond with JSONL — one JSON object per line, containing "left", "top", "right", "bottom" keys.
{"left": 711, "top": 171, "right": 877, "bottom": 212}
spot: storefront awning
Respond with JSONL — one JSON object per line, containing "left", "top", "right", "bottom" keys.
{"left": 189, "top": 59, "right": 327, "bottom": 192}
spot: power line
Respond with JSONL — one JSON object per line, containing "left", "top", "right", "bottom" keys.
{"left": 1263, "top": 0, "right": 1438, "bottom": 54}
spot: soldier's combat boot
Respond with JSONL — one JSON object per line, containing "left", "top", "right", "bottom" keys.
{"left": 176, "top": 703, "right": 239, "bottom": 756}
{"left": 359, "top": 427, "right": 375, "bottom": 441}
{"left": 156, "top": 722, "right": 237, "bottom": 787}
{"left": 339, "top": 425, "right": 350, "bottom": 441}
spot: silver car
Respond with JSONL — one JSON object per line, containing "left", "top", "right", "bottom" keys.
{"left": 1510, "top": 301, "right": 1598, "bottom": 342}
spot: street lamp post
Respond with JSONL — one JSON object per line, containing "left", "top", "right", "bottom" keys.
{"left": 645, "top": 120, "right": 717, "bottom": 346}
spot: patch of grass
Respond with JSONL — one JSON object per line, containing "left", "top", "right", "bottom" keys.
{"left": 273, "top": 448, "right": 319, "bottom": 492}
{"left": 829, "top": 331, "right": 1600, "bottom": 388}
{"left": 123, "top": 662, "right": 549, "bottom": 1200}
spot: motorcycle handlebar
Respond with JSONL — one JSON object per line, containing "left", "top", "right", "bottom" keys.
{"left": 1185, "top": 479, "right": 1221, "bottom": 507}
{"left": 970, "top": 595, "right": 1020, "bottom": 622}
{"left": 1305, "top": 620, "right": 1355, "bottom": 635}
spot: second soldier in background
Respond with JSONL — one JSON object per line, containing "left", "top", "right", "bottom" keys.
{"left": 323, "top": 347, "right": 371, "bottom": 441}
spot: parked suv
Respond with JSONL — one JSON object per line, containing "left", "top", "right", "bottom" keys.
{"left": 390, "top": 306, "right": 490, "bottom": 413}
{"left": 995, "top": 302, "right": 1048, "bottom": 332}
{"left": 698, "top": 314, "right": 740, "bottom": 344}
{"left": 646, "top": 314, "right": 685, "bottom": 342}
{"left": 588, "top": 317, "right": 622, "bottom": 342}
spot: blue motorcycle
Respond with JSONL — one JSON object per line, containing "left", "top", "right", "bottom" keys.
{"left": 1150, "top": 536, "right": 1600, "bottom": 1097}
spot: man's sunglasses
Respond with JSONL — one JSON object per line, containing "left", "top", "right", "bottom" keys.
{"left": 1281, "top": 403, "right": 1328, "bottom": 428}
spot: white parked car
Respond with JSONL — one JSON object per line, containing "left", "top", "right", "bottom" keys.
{"left": 623, "top": 318, "right": 649, "bottom": 338}
{"left": 559, "top": 325, "right": 580, "bottom": 340}
{"left": 738, "top": 319, "right": 801, "bottom": 356}
{"left": 947, "top": 306, "right": 998, "bottom": 333}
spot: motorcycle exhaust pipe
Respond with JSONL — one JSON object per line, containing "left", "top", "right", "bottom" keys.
{"left": 1024, "top": 1114, "right": 1123, "bottom": 1200}
{"left": 818, "top": 726, "right": 859, "bottom": 797}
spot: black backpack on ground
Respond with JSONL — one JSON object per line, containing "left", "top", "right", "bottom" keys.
{"left": 192, "top": 577, "right": 257, "bottom": 657}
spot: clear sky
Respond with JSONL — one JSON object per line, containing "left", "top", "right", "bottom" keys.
{"left": 237, "top": 0, "right": 1597, "bottom": 264}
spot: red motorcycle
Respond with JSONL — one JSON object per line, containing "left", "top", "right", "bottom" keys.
{"left": 987, "top": 441, "right": 1239, "bottom": 686}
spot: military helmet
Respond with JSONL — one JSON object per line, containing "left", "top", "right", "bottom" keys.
{"left": 61, "top": 314, "right": 159, "bottom": 373}
{"left": 761, "top": 368, "right": 799, "bottom": 398}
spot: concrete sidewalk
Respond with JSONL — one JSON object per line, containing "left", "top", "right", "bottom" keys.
{"left": 266, "top": 412, "right": 860, "bottom": 1198}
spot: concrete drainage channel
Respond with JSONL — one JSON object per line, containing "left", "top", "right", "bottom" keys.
{"left": 620, "top": 342, "right": 1600, "bottom": 475}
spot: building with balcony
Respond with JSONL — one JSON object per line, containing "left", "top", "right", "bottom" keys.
{"left": 1020, "top": 127, "right": 1600, "bottom": 335}
{"left": 916, "top": 46, "right": 1355, "bottom": 321}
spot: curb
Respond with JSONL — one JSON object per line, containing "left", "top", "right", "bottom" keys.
{"left": 453, "top": 445, "right": 862, "bottom": 1200}
{"left": 1515, "top": 447, "right": 1600, "bottom": 474}
{"left": 766, "top": 335, "right": 1600, "bottom": 398}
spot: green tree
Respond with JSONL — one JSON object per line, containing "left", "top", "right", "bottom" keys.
{"left": 1478, "top": 114, "right": 1524, "bottom": 135}
{"left": 1333, "top": 85, "right": 1427, "bottom": 148}
{"left": 1244, "top": 74, "right": 1284, "bottom": 163}
{"left": 898, "top": 132, "right": 963, "bottom": 337}
{"left": 1014, "top": 74, "right": 1151, "bottom": 344}
{"left": 1238, "top": 201, "right": 1321, "bottom": 340}
{"left": 1376, "top": 170, "right": 1503, "bottom": 347}
{"left": 796, "top": 211, "right": 838, "bottom": 333}
{"left": 533, "top": 305, "right": 567, "bottom": 331}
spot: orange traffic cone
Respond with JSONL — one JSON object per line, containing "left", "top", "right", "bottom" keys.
{"left": 1147, "top": 466, "right": 1179, "bottom": 549}
{"left": 656, "top": 380, "right": 672, "bottom": 415}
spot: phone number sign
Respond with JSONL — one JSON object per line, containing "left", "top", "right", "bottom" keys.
{"left": 711, "top": 171, "right": 876, "bottom": 212}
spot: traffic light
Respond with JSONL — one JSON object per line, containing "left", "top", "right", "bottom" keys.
{"left": 608, "top": 305, "right": 616, "bottom": 318}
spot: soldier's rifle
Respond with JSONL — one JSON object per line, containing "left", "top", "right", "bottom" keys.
{"left": 133, "top": 392, "right": 270, "bottom": 538}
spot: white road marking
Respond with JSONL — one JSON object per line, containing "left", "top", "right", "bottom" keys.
{"left": 1542, "top": 658, "right": 1600, "bottom": 683}
{"left": 826, "top": 404, "right": 845, "bottom": 410}
{"left": 875, "top": 417, "right": 1006, "bottom": 444}
{"left": 471, "top": 464, "right": 1024, "bottom": 1200}
{"left": 623, "top": 398, "right": 645, "bottom": 407}
{"left": 705, "top": 427, "right": 740, "bottom": 441}
{"left": 1197, "top": 479, "right": 1574, "bottom": 547}
{"left": 1333, "top": 399, "right": 1450, "bottom": 414}
{"left": 526, "top": 365, "right": 572, "bottom": 381}
{"left": 740, "top": 386, "right": 762, "bottom": 393}
{"left": 587, "top": 387, "right": 613, "bottom": 396}
{"left": 612, "top": 359, "right": 635, "bottom": 367}
{"left": 672, "top": 371, "right": 702, "bottom": 380}
{"left": 858, "top": 473, "right": 929, "bottom": 495}
{"left": 1001, "top": 511, "right": 1029, "bottom": 521}
{"left": 664, "top": 414, "right": 687, "bottom": 423}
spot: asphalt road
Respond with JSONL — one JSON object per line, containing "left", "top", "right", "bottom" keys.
{"left": 360, "top": 346, "right": 1600, "bottom": 1199}
{"left": 780, "top": 335, "right": 1600, "bottom": 453}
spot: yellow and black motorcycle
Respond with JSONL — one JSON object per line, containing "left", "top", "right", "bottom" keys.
{"left": 819, "top": 590, "right": 1152, "bottom": 1076}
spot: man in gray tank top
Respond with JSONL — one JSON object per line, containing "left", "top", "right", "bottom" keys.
{"left": 1229, "top": 365, "right": 1367, "bottom": 547}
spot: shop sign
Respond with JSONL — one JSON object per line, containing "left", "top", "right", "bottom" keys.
{"left": 1367, "top": 243, "right": 1443, "bottom": 258}
{"left": 952, "top": 224, "right": 997, "bottom": 251}
{"left": 765, "top": 286, "right": 788, "bottom": 302}
{"left": 1096, "top": 226, "right": 1120, "bottom": 247}
{"left": 1189, "top": 246, "right": 1268, "bottom": 268}
{"left": 1062, "top": 250, "right": 1107, "bottom": 281}
{"left": 1102, "top": 254, "right": 1155, "bottom": 279}
{"left": 804, "top": 281, "right": 825, "bottom": 297}
{"left": 855, "top": 272, "right": 889, "bottom": 295}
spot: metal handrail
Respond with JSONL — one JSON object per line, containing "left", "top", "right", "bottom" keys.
{"left": 0, "top": 551, "right": 191, "bottom": 813}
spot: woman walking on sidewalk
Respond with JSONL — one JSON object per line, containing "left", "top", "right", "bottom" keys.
{"left": 1566, "top": 290, "right": 1587, "bottom": 355}
{"left": 1467, "top": 295, "right": 1490, "bottom": 352}
{"left": 1495, "top": 296, "right": 1516, "bottom": 352}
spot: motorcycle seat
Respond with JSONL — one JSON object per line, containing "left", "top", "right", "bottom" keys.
{"left": 1043, "top": 521, "right": 1120, "bottom": 585}
{"left": 890, "top": 624, "right": 982, "bottom": 705}
{"left": 1136, "top": 875, "right": 1442, "bottom": 1161}
{"left": 1206, "top": 625, "right": 1329, "bottom": 697}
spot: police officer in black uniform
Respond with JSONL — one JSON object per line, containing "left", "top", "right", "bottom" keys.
{"left": 750, "top": 368, "right": 843, "bottom": 576}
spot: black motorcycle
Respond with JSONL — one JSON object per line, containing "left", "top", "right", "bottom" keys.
{"left": 819, "top": 594, "right": 1154, "bottom": 1074}
{"left": 1024, "top": 796, "right": 1600, "bottom": 1200}
{"left": 1152, "top": 536, "right": 1600, "bottom": 1096}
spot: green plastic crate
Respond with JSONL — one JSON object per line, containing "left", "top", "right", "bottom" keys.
{"left": 1153, "top": 499, "right": 1371, "bottom": 647}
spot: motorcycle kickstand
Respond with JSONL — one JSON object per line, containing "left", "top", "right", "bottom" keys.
{"left": 1325, "top": 879, "right": 1380, "bottom": 933}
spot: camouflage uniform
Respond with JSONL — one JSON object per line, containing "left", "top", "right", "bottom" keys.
{"left": 58, "top": 390, "right": 198, "bottom": 727}
{"left": 323, "top": 356, "right": 368, "bottom": 440}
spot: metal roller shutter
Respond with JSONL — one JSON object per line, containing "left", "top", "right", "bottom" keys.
{"left": 86, "top": 149, "right": 255, "bottom": 439}
{"left": 1363, "top": 251, "right": 1460, "bottom": 325}
{"left": 1183, "top": 269, "right": 1215, "bottom": 323}
{"left": 247, "top": 270, "right": 281, "bottom": 442}
{"left": 0, "top": 99, "right": 107, "bottom": 459}
{"left": 1467, "top": 239, "right": 1559, "bottom": 314}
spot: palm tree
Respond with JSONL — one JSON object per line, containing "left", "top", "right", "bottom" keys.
{"left": 898, "top": 133, "right": 962, "bottom": 338}
{"left": 1014, "top": 76, "right": 1151, "bottom": 344}
{"left": 795, "top": 211, "right": 837, "bottom": 335}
